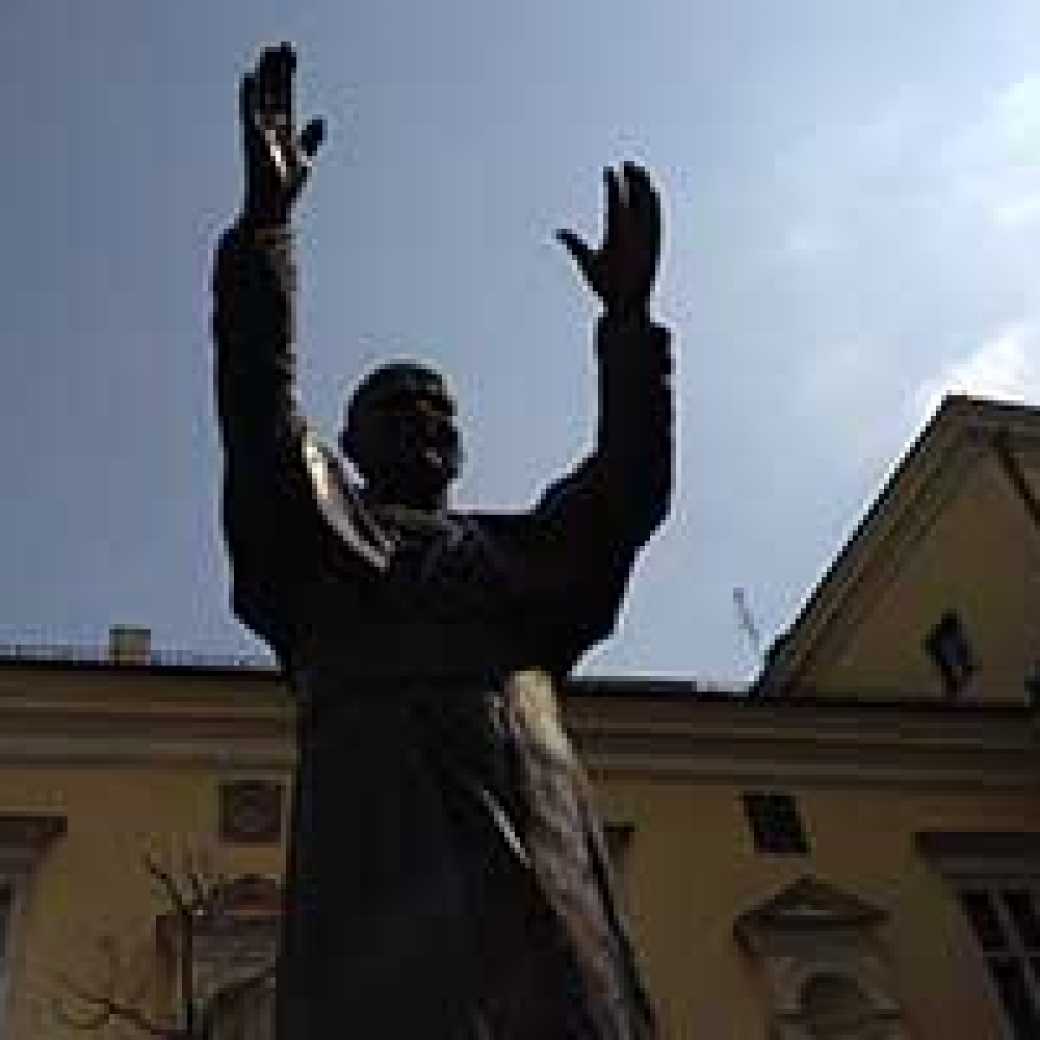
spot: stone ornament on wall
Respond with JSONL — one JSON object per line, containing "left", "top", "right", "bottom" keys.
{"left": 219, "top": 781, "right": 284, "bottom": 844}
{"left": 734, "top": 875, "right": 909, "bottom": 1040}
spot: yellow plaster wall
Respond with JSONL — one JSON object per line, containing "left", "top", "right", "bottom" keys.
{"left": 1, "top": 671, "right": 1036, "bottom": 1040}
{"left": 599, "top": 774, "right": 1040, "bottom": 1039}
{"left": 0, "top": 761, "right": 289, "bottom": 1039}
{"left": 3, "top": 762, "right": 1034, "bottom": 1040}
{"left": 808, "top": 451, "right": 1040, "bottom": 703}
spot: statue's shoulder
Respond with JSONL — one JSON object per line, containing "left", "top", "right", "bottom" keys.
{"left": 457, "top": 508, "right": 545, "bottom": 551}
{"left": 300, "top": 431, "right": 352, "bottom": 502}
{"left": 300, "top": 432, "right": 392, "bottom": 571}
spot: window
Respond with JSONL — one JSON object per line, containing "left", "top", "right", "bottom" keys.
{"left": 801, "top": 972, "right": 877, "bottom": 1040}
{"left": 0, "top": 815, "right": 65, "bottom": 1040}
{"left": 0, "top": 886, "right": 10, "bottom": 1040}
{"left": 958, "top": 885, "right": 1040, "bottom": 1039}
{"left": 1024, "top": 661, "right": 1040, "bottom": 705}
{"left": 925, "top": 611, "right": 976, "bottom": 696}
{"left": 742, "top": 792, "right": 809, "bottom": 855}
{"left": 918, "top": 832, "right": 1040, "bottom": 1040}
{"left": 159, "top": 875, "right": 280, "bottom": 1040}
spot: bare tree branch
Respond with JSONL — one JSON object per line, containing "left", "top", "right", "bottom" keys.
{"left": 143, "top": 853, "right": 188, "bottom": 917}
{"left": 56, "top": 851, "right": 276, "bottom": 1040}
{"left": 199, "top": 961, "right": 275, "bottom": 1038}
{"left": 216, "top": 962, "right": 275, "bottom": 1003}
{"left": 56, "top": 978, "right": 177, "bottom": 1038}
{"left": 185, "top": 870, "right": 208, "bottom": 914}
{"left": 52, "top": 993, "right": 111, "bottom": 1031}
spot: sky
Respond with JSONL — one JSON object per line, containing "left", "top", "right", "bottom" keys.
{"left": 4, "top": 1, "right": 1040, "bottom": 681}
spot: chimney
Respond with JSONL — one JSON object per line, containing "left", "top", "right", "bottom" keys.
{"left": 108, "top": 625, "right": 151, "bottom": 665}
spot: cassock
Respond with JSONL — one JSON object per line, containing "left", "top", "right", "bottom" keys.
{"left": 213, "top": 219, "right": 672, "bottom": 1039}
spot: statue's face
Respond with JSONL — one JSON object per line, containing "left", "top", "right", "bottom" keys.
{"left": 346, "top": 365, "right": 461, "bottom": 504}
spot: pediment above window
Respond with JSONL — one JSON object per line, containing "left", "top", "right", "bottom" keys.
{"left": 735, "top": 875, "right": 886, "bottom": 947}
{"left": 735, "top": 876, "right": 907, "bottom": 1038}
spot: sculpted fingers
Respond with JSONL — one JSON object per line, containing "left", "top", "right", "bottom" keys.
{"left": 556, "top": 229, "right": 595, "bottom": 282}
{"left": 603, "top": 167, "right": 622, "bottom": 246}
{"left": 623, "top": 163, "right": 660, "bottom": 245}
{"left": 620, "top": 163, "right": 662, "bottom": 301}
{"left": 239, "top": 72, "right": 257, "bottom": 134}
{"left": 289, "top": 117, "right": 325, "bottom": 203}
{"left": 272, "top": 43, "right": 295, "bottom": 132}
{"left": 239, "top": 44, "right": 322, "bottom": 223}
{"left": 558, "top": 164, "right": 664, "bottom": 310}
{"left": 254, "top": 48, "right": 275, "bottom": 115}
{"left": 251, "top": 43, "right": 297, "bottom": 148}
{"left": 300, "top": 118, "right": 325, "bottom": 159}
{"left": 621, "top": 163, "right": 652, "bottom": 206}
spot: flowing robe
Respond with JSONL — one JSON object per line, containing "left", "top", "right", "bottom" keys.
{"left": 212, "top": 220, "right": 672, "bottom": 1039}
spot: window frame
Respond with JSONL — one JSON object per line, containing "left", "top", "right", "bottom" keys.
{"left": 0, "top": 818, "right": 66, "bottom": 1040}
{"left": 918, "top": 832, "right": 1040, "bottom": 1040}
{"left": 924, "top": 610, "right": 977, "bottom": 697}
{"left": 742, "top": 791, "right": 811, "bottom": 856}
{"left": 0, "top": 881, "right": 17, "bottom": 1040}
{"left": 956, "top": 878, "right": 1040, "bottom": 1038}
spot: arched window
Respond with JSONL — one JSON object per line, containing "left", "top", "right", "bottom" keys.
{"left": 801, "top": 973, "right": 882, "bottom": 1040}
{"left": 735, "top": 876, "right": 906, "bottom": 1040}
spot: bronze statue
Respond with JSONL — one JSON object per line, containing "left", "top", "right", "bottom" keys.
{"left": 213, "top": 43, "right": 672, "bottom": 1040}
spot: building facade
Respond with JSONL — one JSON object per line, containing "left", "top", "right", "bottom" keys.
{"left": 0, "top": 394, "right": 1038, "bottom": 1038}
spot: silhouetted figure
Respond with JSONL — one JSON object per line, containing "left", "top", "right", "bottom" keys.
{"left": 213, "top": 44, "right": 671, "bottom": 1040}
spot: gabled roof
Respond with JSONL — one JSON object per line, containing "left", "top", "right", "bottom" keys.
{"left": 734, "top": 875, "right": 886, "bottom": 948}
{"left": 754, "top": 394, "right": 1040, "bottom": 698}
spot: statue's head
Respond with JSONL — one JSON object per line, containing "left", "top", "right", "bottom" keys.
{"left": 340, "top": 361, "right": 461, "bottom": 508}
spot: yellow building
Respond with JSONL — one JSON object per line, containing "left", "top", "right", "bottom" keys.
{"left": 0, "top": 637, "right": 291, "bottom": 1039}
{"left": 0, "top": 394, "right": 1038, "bottom": 1039}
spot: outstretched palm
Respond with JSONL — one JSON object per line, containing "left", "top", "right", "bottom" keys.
{"left": 240, "top": 43, "right": 325, "bottom": 225}
{"left": 557, "top": 163, "right": 662, "bottom": 319}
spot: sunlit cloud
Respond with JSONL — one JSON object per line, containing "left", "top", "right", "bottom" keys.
{"left": 991, "top": 193, "right": 1040, "bottom": 228}
{"left": 945, "top": 74, "right": 1040, "bottom": 230}
{"left": 913, "top": 322, "right": 1040, "bottom": 423}
{"left": 993, "top": 75, "right": 1040, "bottom": 162}
{"left": 779, "top": 223, "right": 837, "bottom": 261}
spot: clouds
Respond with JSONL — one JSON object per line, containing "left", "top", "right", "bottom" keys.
{"left": 769, "top": 70, "right": 1040, "bottom": 271}
{"left": 702, "top": 61, "right": 1040, "bottom": 675}
{"left": 914, "top": 322, "right": 1040, "bottom": 422}
{"left": 764, "top": 70, "right": 1040, "bottom": 416}
{"left": 944, "top": 74, "right": 1040, "bottom": 232}
{"left": 779, "top": 223, "right": 839, "bottom": 263}
{"left": 8, "top": 2, "right": 1040, "bottom": 682}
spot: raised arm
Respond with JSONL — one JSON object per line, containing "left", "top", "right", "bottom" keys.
{"left": 212, "top": 45, "right": 325, "bottom": 653}
{"left": 213, "top": 43, "right": 324, "bottom": 463}
{"left": 540, "top": 164, "right": 673, "bottom": 551}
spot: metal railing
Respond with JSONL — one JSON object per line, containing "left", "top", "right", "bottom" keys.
{"left": 0, "top": 642, "right": 277, "bottom": 670}
{"left": 0, "top": 643, "right": 742, "bottom": 693}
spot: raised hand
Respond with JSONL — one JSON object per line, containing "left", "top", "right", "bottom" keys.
{"left": 557, "top": 163, "right": 662, "bottom": 319}
{"left": 240, "top": 43, "right": 325, "bottom": 226}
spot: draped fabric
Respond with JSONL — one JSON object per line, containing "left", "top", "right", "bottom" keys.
{"left": 213, "top": 220, "right": 671, "bottom": 1038}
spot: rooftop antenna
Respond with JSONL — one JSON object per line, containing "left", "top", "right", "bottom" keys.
{"left": 733, "top": 587, "right": 763, "bottom": 662}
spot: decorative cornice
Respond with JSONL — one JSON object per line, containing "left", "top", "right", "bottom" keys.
{"left": 916, "top": 831, "right": 1040, "bottom": 859}
{"left": 569, "top": 696, "right": 1040, "bottom": 789}
{"left": 0, "top": 669, "right": 1035, "bottom": 788}
{"left": 0, "top": 671, "right": 295, "bottom": 767}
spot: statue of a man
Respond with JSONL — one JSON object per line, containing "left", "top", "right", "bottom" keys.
{"left": 213, "top": 44, "right": 672, "bottom": 1040}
